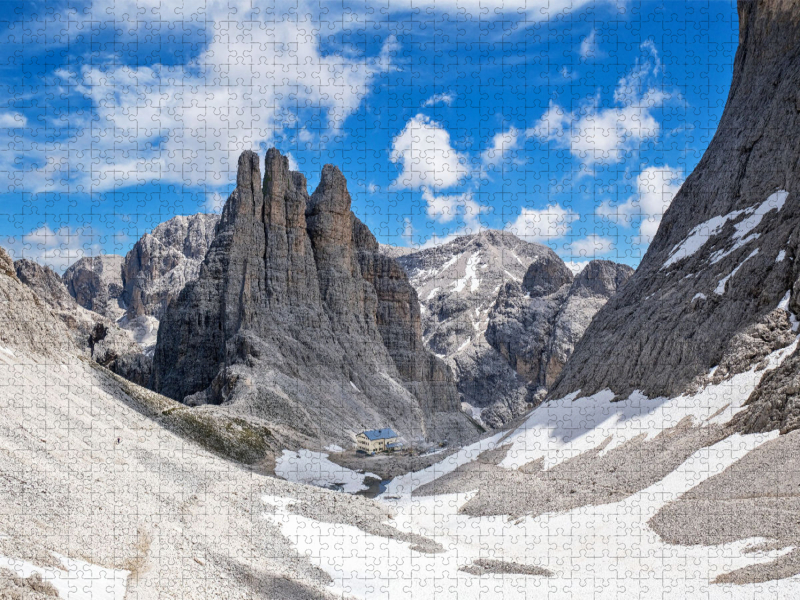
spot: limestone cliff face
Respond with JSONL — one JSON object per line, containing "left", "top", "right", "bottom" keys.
{"left": 487, "top": 260, "right": 634, "bottom": 399}
{"left": 153, "top": 149, "right": 476, "bottom": 446}
{"left": 551, "top": 0, "right": 800, "bottom": 409}
{"left": 62, "top": 255, "right": 125, "bottom": 319}
{"left": 388, "top": 233, "right": 633, "bottom": 428}
{"left": 121, "top": 213, "right": 220, "bottom": 322}
{"left": 0, "top": 248, "right": 75, "bottom": 358}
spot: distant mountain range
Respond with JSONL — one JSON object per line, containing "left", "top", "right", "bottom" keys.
{"left": 385, "top": 231, "right": 632, "bottom": 426}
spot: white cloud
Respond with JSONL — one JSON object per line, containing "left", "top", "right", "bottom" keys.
{"left": 481, "top": 127, "right": 521, "bottom": 168}
{"left": 0, "top": 112, "right": 26, "bottom": 128}
{"left": 422, "top": 189, "right": 486, "bottom": 225}
{"left": 75, "top": 0, "right": 608, "bottom": 25}
{"left": 402, "top": 218, "right": 414, "bottom": 244}
{"left": 5, "top": 225, "right": 103, "bottom": 274}
{"left": 422, "top": 92, "right": 456, "bottom": 107}
{"left": 570, "top": 234, "right": 615, "bottom": 257}
{"left": 204, "top": 191, "right": 227, "bottom": 214}
{"left": 579, "top": 29, "right": 599, "bottom": 59}
{"left": 504, "top": 204, "right": 579, "bottom": 243}
{"left": 598, "top": 165, "right": 684, "bottom": 244}
{"left": 390, "top": 114, "right": 468, "bottom": 191}
{"left": 16, "top": 22, "right": 395, "bottom": 193}
{"left": 528, "top": 41, "right": 670, "bottom": 166}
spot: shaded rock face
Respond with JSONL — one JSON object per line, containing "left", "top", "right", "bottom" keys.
{"left": 62, "top": 255, "right": 125, "bottom": 319}
{"left": 153, "top": 149, "right": 476, "bottom": 446}
{"left": 551, "top": 0, "right": 800, "bottom": 405}
{"left": 121, "top": 213, "right": 220, "bottom": 321}
{"left": 486, "top": 260, "right": 634, "bottom": 401}
{"left": 523, "top": 254, "right": 574, "bottom": 298}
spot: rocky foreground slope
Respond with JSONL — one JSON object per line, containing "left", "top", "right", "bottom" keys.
{"left": 153, "top": 149, "right": 478, "bottom": 447}
{"left": 391, "top": 233, "right": 632, "bottom": 427}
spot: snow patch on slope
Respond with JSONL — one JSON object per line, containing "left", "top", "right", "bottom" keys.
{"left": 0, "top": 553, "right": 129, "bottom": 599}
{"left": 265, "top": 433, "right": 795, "bottom": 600}
{"left": 663, "top": 190, "right": 787, "bottom": 269}
{"left": 497, "top": 332, "right": 795, "bottom": 471}
{"left": 714, "top": 248, "right": 759, "bottom": 295}
{"left": 275, "top": 449, "right": 379, "bottom": 493}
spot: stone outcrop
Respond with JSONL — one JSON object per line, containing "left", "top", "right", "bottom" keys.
{"left": 486, "top": 260, "right": 633, "bottom": 424}
{"left": 153, "top": 149, "right": 477, "bottom": 446}
{"left": 121, "top": 213, "right": 220, "bottom": 321}
{"left": 551, "top": 0, "right": 800, "bottom": 412}
{"left": 0, "top": 247, "right": 75, "bottom": 358}
{"left": 390, "top": 233, "right": 632, "bottom": 428}
{"left": 13, "top": 258, "right": 145, "bottom": 380}
{"left": 62, "top": 255, "right": 125, "bottom": 319}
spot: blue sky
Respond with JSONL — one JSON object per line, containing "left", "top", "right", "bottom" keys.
{"left": 0, "top": 0, "right": 738, "bottom": 272}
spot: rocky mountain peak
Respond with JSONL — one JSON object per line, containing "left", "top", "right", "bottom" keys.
{"left": 0, "top": 246, "right": 15, "bottom": 279}
{"left": 153, "top": 148, "right": 477, "bottom": 446}
{"left": 522, "top": 253, "right": 574, "bottom": 297}
{"left": 388, "top": 231, "right": 632, "bottom": 427}
{"left": 120, "top": 212, "right": 220, "bottom": 336}
{"left": 570, "top": 260, "right": 634, "bottom": 298}
{"left": 62, "top": 255, "right": 125, "bottom": 319}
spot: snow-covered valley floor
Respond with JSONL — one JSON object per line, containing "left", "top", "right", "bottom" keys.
{"left": 2, "top": 332, "right": 800, "bottom": 598}
{"left": 266, "top": 334, "right": 800, "bottom": 599}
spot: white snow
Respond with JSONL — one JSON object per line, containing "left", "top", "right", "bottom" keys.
{"left": 0, "top": 345, "right": 14, "bottom": 356}
{"left": 325, "top": 444, "right": 344, "bottom": 453}
{"left": 439, "top": 254, "right": 460, "bottom": 272}
{"left": 0, "top": 553, "right": 129, "bottom": 600}
{"left": 460, "top": 402, "right": 484, "bottom": 425}
{"left": 456, "top": 337, "right": 471, "bottom": 352}
{"left": 692, "top": 292, "right": 707, "bottom": 302}
{"left": 382, "top": 431, "right": 506, "bottom": 497}
{"left": 263, "top": 322, "right": 800, "bottom": 599}
{"left": 777, "top": 249, "right": 787, "bottom": 262}
{"left": 264, "top": 433, "right": 796, "bottom": 600}
{"left": 733, "top": 190, "right": 789, "bottom": 240}
{"left": 497, "top": 335, "right": 796, "bottom": 472}
{"left": 503, "top": 269, "right": 521, "bottom": 282}
{"left": 714, "top": 248, "right": 758, "bottom": 295}
{"left": 425, "top": 287, "right": 440, "bottom": 300}
{"left": 453, "top": 254, "right": 480, "bottom": 293}
{"left": 275, "top": 449, "right": 379, "bottom": 493}
{"left": 778, "top": 291, "right": 800, "bottom": 332}
{"left": 664, "top": 190, "right": 788, "bottom": 269}
{"left": 349, "top": 380, "right": 360, "bottom": 392}
{"left": 709, "top": 232, "right": 759, "bottom": 264}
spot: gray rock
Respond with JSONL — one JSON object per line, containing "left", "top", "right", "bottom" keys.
{"left": 393, "top": 230, "right": 632, "bottom": 427}
{"left": 0, "top": 247, "right": 75, "bottom": 358}
{"left": 62, "top": 255, "right": 125, "bottom": 319}
{"left": 487, "top": 260, "right": 633, "bottom": 395}
{"left": 13, "top": 257, "right": 148, "bottom": 380}
{"left": 523, "top": 253, "right": 574, "bottom": 298}
{"left": 390, "top": 231, "right": 562, "bottom": 426}
{"left": 551, "top": 0, "right": 800, "bottom": 403}
{"left": 153, "top": 149, "right": 478, "bottom": 447}
{"left": 121, "top": 213, "right": 220, "bottom": 321}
